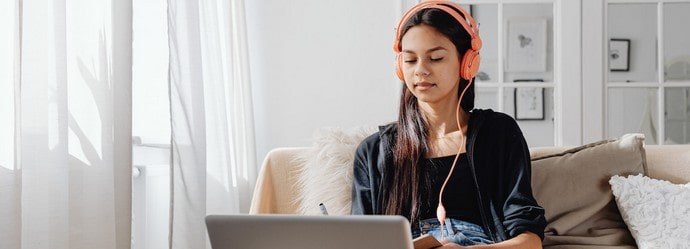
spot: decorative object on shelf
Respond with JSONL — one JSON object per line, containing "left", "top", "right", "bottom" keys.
{"left": 514, "top": 79, "right": 545, "bottom": 120}
{"left": 476, "top": 71, "right": 490, "bottom": 81}
{"left": 609, "top": 38, "right": 630, "bottom": 72}
{"left": 665, "top": 56, "right": 690, "bottom": 81}
{"left": 506, "top": 18, "right": 547, "bottom": 72}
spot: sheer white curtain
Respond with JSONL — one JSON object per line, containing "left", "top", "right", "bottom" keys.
{"left": 0, "top": 0, "right": 132, "bottom": 249}
{"left": 167, "top": 0, "right": 257, "bottom": 248}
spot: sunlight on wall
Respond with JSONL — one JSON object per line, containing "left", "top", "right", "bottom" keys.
{"left": 0, "top": 0, "right": 16, "bottom": 170}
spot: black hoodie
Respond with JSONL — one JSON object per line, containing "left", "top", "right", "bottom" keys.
{"left": 350, "top": 109, "right": 547, "bottom": 242}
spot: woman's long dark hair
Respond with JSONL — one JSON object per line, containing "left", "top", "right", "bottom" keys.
{"left": 382, "top": 6, "right": 474, "bottom": 224}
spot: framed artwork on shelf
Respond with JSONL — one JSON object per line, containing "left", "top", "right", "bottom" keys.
{"left": 609, "top": 38, "right": 630, "bottom": 72}
{"left": 513, "top": 79, "right": 545, "bottom": 120}
{"left": 506, "top": 18, "right": 547, "bottom": 72}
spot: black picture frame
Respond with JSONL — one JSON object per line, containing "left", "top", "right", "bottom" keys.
{"left": 609, "top": 38, "right": 631, "bottom": 72}
{"left": 513, "top": 79, "right": 545, "bottom": 121}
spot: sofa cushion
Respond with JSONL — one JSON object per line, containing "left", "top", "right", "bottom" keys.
{"left": 530, "top": 133, "right": 646, "bottom": 248}
{"left": 609, "top": 174, "right": 690, "bottom": 249}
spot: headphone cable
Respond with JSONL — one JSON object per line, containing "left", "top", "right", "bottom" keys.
{"left": 436, "top": 78, "right": 473, "bottom": 241}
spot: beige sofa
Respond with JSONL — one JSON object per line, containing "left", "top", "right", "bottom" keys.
{"left": 249, "top": 128, "right": 690, "bottom": 248}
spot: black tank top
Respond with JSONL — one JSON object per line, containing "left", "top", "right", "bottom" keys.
{"left": 418, "top": 153, "right": 482, "bottom": 226}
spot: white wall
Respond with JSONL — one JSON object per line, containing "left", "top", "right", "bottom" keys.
{"left": 245, "top": 0, "right": 403, "bottom": 164}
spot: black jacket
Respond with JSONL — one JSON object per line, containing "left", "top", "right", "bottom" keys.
{"left": 350, "top": 109, "right": 546, "bottom": 242}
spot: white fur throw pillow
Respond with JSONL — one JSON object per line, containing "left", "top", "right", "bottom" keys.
{"left": 609, "top": 174, "right": 690, "bottom": 249}
{"left": 293, "top": 126, "right": 377, "bottom": 215}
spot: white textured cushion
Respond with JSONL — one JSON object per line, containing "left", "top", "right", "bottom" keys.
{"left": 293, "top": 126, "right": 376, "bottom": 215}
{"left": 609, "top": 174, "right": 690, "bottom": 249}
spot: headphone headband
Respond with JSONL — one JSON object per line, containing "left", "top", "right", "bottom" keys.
{"left": 393, "top": 1, "right": 481, "bottom": 53}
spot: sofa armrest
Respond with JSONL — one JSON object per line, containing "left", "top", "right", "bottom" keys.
{"left": 249, "top": 147, "right": 308, "bottom": 214}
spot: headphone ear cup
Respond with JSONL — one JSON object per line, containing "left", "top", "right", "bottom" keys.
{"left": 395, "top": 53, "right": 405, "bottom": 81}
{"left": 459, "top": 50, "right": 480, "bottom": 80}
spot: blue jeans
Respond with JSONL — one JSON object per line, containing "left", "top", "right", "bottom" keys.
{"left": 412, "top": 218, "right": 494, "bottom": 246}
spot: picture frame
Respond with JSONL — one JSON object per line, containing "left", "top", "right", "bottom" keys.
{"left": 506, "top": 18, "right": 547, "bottom": 72}
{"left": 513, "top": 79, "right": 545, "bottom": 120}
{"left": 609, "top": 39, "right": 630, "bottom": 71}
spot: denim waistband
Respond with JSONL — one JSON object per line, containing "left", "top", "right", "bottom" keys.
{"left": 412, "top": 218, "right": 494, "bottom": 246}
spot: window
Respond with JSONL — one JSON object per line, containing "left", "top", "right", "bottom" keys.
{"left": 131, "top": 0, "right": 171, "bottom": 248}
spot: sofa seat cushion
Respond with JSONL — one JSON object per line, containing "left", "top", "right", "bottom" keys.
{"left": 530, "top": 133, "right": 647, "bottom": 248}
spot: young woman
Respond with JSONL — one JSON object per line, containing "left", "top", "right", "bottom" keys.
{"left": 351, "top": 1, "right": 546, "bottom": 248}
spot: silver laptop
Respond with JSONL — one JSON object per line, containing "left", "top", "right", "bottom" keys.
{"left": 205, "top": 214, "right": 414, "bottom": 249}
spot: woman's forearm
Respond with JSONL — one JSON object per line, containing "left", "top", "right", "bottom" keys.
{"left": 467, "top": 232, "right": 542, "bottom": 249}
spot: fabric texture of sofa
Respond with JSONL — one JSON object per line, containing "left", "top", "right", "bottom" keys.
{"left": 249, "top": 127, "right": 690, "bottom": 248}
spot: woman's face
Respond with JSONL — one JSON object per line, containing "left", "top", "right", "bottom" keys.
{"left": 400, "top": 24, "right": 461, "bottom": 105}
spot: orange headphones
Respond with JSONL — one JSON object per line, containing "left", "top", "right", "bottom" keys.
{"left": 393, "top": 0, "right": 482, "bottom": 81}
